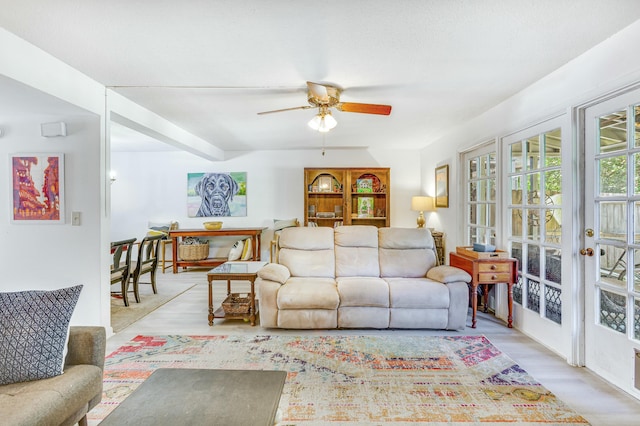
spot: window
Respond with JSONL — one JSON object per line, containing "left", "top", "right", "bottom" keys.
{"left": 463, "top": 144, "right": 497, "bottom": 246}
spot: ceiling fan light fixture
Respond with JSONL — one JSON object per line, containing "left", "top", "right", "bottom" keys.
{"left": 308, "top": 110, "right": 337, "bottom": 132}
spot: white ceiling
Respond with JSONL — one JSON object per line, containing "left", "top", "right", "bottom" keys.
{"left": 2, "top": 1, "right": 640, "bottom": 153}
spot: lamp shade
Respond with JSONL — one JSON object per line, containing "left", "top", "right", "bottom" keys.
{"left": 308, "top": 111, "right": 337, "bottom": 132}
{"left": 411, "top": 196, "right": 434, "bottom": 212}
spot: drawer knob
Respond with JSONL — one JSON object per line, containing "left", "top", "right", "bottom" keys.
{"left": 491, "top": 275, "right": 497, "bottom": 280}
{"left": 490, "top": 265, "right": 497, "bottom": 270}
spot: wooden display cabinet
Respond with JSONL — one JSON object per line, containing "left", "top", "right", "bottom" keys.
{"left": 304, "top": 167, "right": 390, "bottom": 228}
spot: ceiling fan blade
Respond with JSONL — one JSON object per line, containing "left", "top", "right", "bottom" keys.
{"left": 336, "top": 102, "right": 392, "bottom": 115}
{"left": 257, "top": 105, "right": 313, "bottom": 115}
{"left": 306, "top": 81, "right": 330, "bottom": 102}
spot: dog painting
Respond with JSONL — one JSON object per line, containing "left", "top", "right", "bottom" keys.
{"left": 187, "top": 172, "right": 247, "bottom": 217}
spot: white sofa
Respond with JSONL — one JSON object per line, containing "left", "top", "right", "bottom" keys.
{"left": 256, "top": 226, "right": 471, "bottom": 330}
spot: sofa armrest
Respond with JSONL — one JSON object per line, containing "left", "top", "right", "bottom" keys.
{"left": 64, "top": 326, "right": 106, "bottom": 370}
{"left": 257, "top": 263, "right": 291, "bottom": 284}
{"left": 427, "top": 265, "right": 471, "bottom": 284}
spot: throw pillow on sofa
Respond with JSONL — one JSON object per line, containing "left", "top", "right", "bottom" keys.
{"left": 241, "top": 238, "right": 253, "bottom": 260}
{"left": 0, "top": 284, "right": 83, "bottom": 385}
{"left": 228, "top": 239, "right": 245, "bottom": 261}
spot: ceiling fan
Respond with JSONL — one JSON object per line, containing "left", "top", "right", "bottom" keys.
{"left": 257, "top": 81, "right": 392, "bottom": 132}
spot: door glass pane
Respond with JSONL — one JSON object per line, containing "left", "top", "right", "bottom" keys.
{"left": 479, "top": 155, "right": 488, "bottom": 178}
{"left": 511, "top": 142, "right": 523, "bottom": 173}
{"left": 545, "top": 170, "right": 562, "bottom": 198}
{"left": 469, "top": 181, "right": 477, "bottom": 202}
{"left": 489, "top": 153, "right": 496, "bottom": 176}
{"left": 545, "top": 208, "right": 561, "bottom": 243}
{"left": 545, "top": 285, "right": 562, "bottom": 324}
{"left": 635, "top": 153, "right": 640, "bottom": 194}
{"left": 635, "top": 298, "right": 640, "bottom": 340}
{"left": 599, "top": 243, "right": 627, "bottom": 286}
{"left": 511, "top": 208, "right": 522, "bottom": 237}
{"left": 634, "top": 249, "right": 640, "bottom": 293}
{"left": 599, "top": 155, "right": 627, "bottom": 196}
{"left": 478, "top": 181, "right": 486, "bottom": 201}
{"left": 469, "top": 158, "right": 478, "bottom": 179}
{"left": 635, "top": 106, "right": 640, "bottom": 148}
{"left": 527, "top": 173, "right": 540, "bottom": 204}
{"left": 527, "top": 244, "right": 540, "bottom": 276}
{"left": 511, "top": 176, "right": 522, "bottom": 204}
{"left": 600, "top": 244, "right": 627, "bottom": 288}
{"left": 527, "top": 209, "right": 541, "bottom": 241}
{"left": 478, "top": 203, "right": 487, "bottom": 226}
{"left": 488, "top": 180, "right": 496, "bottom": 201}
{"left": 469, "top": 226, "right": 477, "bottom": 243}
{"left": 599, "top": 110, "right": 627, "bottom": 154}
{"left": 469, "top": 204, "right": 476, "bottom": 225}
{"left": 545, "top": 248, "right": 561, "bottom": 284}
{"left": 489, "top": 204, "right": 496, "bottom": 227}
{"left": 599, "top": 202, "right": 627, "bottom": 242}
{"left": 527, "top": 136, "right": 540, "bottom": 170}
{"left": 544, "top": 129, "right": 562, "bottom": 167}
{"left": 527, "top": 279, "right": 541, "bottom": 312}
{"left": 635, "top": 202, "right": 640, "bottom": 244}
{"left": 600, "top": 289, "right": 627, "bottom": 334}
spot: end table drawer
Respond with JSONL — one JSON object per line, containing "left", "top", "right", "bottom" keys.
{"left": 478, "top": 263, "right": 511, "bottom": 273}
{"left": 478, "top": 272, "right": 511, "bottom": 283}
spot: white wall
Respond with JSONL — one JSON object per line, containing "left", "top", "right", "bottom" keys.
{"left": 419, "top": 19, "right": 640, "bottom": 363}
{"left": 422, "top": 20, "right": 640, "bottom": 256}
{"left": 0, "top": 114, "right": 103, "bottom": 325}
{"left": 110, "top": 147, "right": 422, "bottom": 258}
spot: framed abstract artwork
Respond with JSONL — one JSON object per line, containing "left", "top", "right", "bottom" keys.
{"left": 435, "top": 164, "right": 449, "bottom": 208}
{"left": 187, "top": 172, "right": 247, "bottom": 217}
{"left": 10, "top": 153, "right": 65, "bottom": 224}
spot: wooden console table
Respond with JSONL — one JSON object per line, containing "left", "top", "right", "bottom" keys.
{"left": 449, "top": 251, "right": 518, "bottom": 329}
{"left": 169, "top": 227, "right": 266, "bottom": 273}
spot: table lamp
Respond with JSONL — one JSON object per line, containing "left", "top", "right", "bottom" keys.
{"left": 411, "top": 196, "right": 434, "bottom": 228}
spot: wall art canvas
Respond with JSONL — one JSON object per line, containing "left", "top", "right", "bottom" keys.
{"left": 10, "top": 153, "right": 64, "bottom": 223}
{"left": 187, "top": 172, "right": 247, "bottom": 217}
{"left": 435, "top": 164, "right": 449, "bottom": 208}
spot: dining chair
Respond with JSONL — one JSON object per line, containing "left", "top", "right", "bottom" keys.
{"left": 110, "top": 238, "right": 137, "bottom": 306}
{"left": 130, "top": 234, "right": 164, "bottom": 300}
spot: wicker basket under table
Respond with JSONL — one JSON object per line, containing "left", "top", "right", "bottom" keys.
{"left": 178, "top": 243, "right": 209, "bottom": 261}
{"left": 222, "top": 293, "right": 251, "bottom": 314}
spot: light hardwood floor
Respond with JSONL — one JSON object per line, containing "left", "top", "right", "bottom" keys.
{"left": 105, "top": 268, "right": 640, "bottom": 426}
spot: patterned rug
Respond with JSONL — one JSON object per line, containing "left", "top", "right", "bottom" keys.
{"left": 90, "top": 335, "right": 589, "bottom": 425}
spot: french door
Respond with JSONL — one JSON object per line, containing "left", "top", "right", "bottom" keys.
{"left": 584, "top": 89, "right": 640, "bottom": 397}
{"left": 502, "top": 116, "right": 574, "bottom": 356}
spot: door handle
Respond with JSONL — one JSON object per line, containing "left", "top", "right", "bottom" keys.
{"left": 580, "top": 248, "right": 594, "bottom": 256}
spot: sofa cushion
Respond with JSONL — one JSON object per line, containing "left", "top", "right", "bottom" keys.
{"left": 257, "top": 263, "right": 291, "bottom": 284}
{"left": 0, "top": 364, "right": 102, "bottom": 425}
{"left": 337, "top": 277, "right": 389, "bottom": 307}
{"left": 335, "top": 225, "right": 380, "bottom": 277}
{"left": 386, "top": 278, "right": 449, "bottom": 309}
{"left": 0, "top": 285, "right": 82, "bottom": 386}
{"left": 278, "top": 227, "right": 335, "bottom": 278}
{"left": 338, "top": 307, "right": 389, "bottom": 328}
{"left": 379, "top": 228, "right": 437, "bottom": 278}
{"left": 277, "top": 277, "right": 339, "bottom": 310}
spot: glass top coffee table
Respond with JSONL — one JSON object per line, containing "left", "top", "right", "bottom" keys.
{"left": 207, "top": 261, "right": 267, "bottom": 326}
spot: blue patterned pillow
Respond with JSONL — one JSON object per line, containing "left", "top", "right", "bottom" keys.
{"left": 0, "top": 285, "right": 83, "bottom": 385}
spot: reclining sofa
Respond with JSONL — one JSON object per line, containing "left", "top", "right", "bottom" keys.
{"left": 257, "top": 226, "right": 471, "bottom": 330}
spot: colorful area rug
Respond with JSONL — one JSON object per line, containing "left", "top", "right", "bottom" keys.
{"left": 90, "top": 335, "right": 589, "bottom": 425}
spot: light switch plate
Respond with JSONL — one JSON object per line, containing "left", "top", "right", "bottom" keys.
{"left": 72, "top": 211, "right": 81, "bottom": 226}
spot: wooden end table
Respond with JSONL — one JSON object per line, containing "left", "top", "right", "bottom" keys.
{"left": 207, "top": 261, "right": 267, "bottom": 326}
{"left": 449, "top": 251, "right": 518, "bottom": 328}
